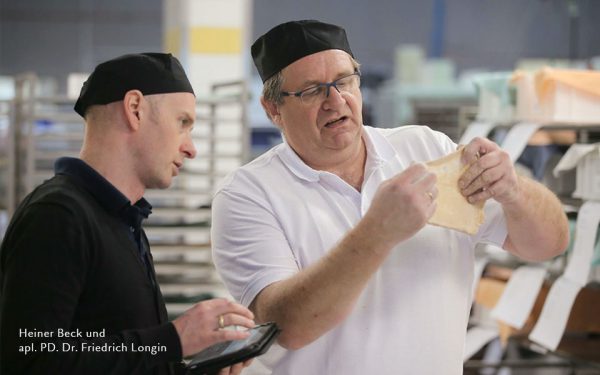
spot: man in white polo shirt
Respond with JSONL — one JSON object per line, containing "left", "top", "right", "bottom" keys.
{"left": 211, "top": 20, "right": 569, "bottom": 374}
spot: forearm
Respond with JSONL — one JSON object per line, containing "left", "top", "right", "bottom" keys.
{"left": 502, "top": 176, "right": 569, "bottom": 261}
{"left": 251, "top": 217, "right": 394, "bottom": 350}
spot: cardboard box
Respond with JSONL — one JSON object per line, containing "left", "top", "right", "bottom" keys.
{"left": 514, "top": 68, "right": 600, "bottom": 125}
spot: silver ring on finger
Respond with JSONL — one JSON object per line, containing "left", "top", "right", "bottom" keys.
{"left": 426, "top": 191, "right": 434, "bottom": 202}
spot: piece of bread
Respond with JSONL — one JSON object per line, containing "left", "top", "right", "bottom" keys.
{"left": 426, "top": 148, "right": 484, "bottom": 235}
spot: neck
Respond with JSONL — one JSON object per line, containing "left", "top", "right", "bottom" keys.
{"left": 305, "top": 137, "right": 367, "bottom": 191}
{"left": 80, "top": 142, "right": 145, "bottom": 203}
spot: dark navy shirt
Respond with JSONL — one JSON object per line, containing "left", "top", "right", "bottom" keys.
{"left": 55, "top": 157, "right": 155, "bottom": 284}
{"left": 0, "top": 158, "right": 183, "bottom": 374}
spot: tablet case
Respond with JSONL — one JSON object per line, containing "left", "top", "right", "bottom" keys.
{"left": 187, "top": 322, "right": 281, "bottom": 374}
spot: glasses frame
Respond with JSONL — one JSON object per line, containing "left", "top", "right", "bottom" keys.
{"left": 280, "top": 71, "right": 361, "bottom": 104}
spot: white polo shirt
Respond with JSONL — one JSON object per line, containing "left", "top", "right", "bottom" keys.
{"left": 211, "top": 125, "right": 507, "bottom": 375}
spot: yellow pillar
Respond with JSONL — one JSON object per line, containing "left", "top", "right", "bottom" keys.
{"left": 163, "top": 0, "right": 253, "bottom": 95}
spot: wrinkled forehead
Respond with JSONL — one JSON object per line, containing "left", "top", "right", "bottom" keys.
{"left": 281, "top": 49, "right": 355, "bottom": 82}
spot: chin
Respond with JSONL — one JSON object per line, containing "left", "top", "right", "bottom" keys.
{"left": 161, "top": 179, "right": 173, "bottom": 189}
{"left": 330, "top": 129, "right": 360, "bottom": 148}
{"left": 150, "top": 177, "right": 172, "bottom": 190}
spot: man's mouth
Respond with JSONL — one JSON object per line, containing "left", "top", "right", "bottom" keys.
{"left": 324, "top": 116, "right": 347, "bottom": 128}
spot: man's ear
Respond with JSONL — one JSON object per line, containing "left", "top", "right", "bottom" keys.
{"left": 260, "top": 97, "right": 283, "bottom": 128}
{"left": 122, "top": 90, "right": 144, "bottom": 131}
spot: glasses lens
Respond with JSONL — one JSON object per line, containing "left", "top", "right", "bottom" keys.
{"left": 297, "top": 73, "right": 360, "bottom": 105}
{"left": 336, "top": 74, "right": 360, "bottom": 92}
{"left": 300, "top": 86, "right": 324, "bottom": 104}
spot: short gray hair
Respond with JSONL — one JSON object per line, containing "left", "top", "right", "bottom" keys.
{"left": 262, "top": 71, "right": 286, "bottom": 106}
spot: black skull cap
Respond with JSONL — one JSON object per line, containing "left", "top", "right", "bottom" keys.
{"left": 74, "top": 52, "right": 194, "bottom": 117}
{"left": 251, "top": 20, "right": 354, "bottom": 83}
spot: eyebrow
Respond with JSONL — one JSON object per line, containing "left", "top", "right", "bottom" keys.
{"left": 180, "top": 112, "right": 196, "bottom": 124}
{"left": 299, "top": 70, "right": 355, "bottom": 88}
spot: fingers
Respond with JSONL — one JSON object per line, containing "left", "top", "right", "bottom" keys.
{"left": 424, "top": 186, "right": 439, "bottom": 203}
{"left": 397, "top": 163, "right": 436, "bottom": 190}
{"left": 465, "top": 181, "right": 499, "bottom": 203}
{"left": 393, "top": 164, "right": 437, "bottom": 206}
{"left": 458, "top": 138, "right": 518, "bottom": 204}
{"left": 219, "top": 300, "right": 255, "bottom": 321}
{"left": 460, "top": 160, "right": 505, "bottom": 197}
{"left": 216, "top": 359, "right": 248, "bottom": 375}
{"left": 229, "top": 361, "right": 246, "bottom": 375}
{"left": 393, "top": 163, "right": 427, "bottom": 182}
{"left": 175, "top": 298, "right": 256, "bottom": 357}
{"left": 214, "top": 328, "right": 251, "bottom": 342}
{"left": 365, "top": 162, "right": 440, "bottom": 246}
{"left": 198, "top": 299, "right": 255, "bottom": 330}
{"left": 461, "top": 137, "right": 498, "bottom": 165}
{"left": 213, "top": 300, "right": 255, "bottom": 331}
{"left": 412, "top": 164, "right": 438, "bottom": 206}
{"left": 216, "top": 312, "right": 255, "bottom": 330}
{"left": 207, "top": 298, "right": 255, "bottom": 320}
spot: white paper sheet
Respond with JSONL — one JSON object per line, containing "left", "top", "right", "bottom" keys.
{"left": 553, "top": 144, "right": 598, "bottom": 177}
{"left": 490, "top": 266, "right": 546, "bottom": 329}
{"left": 459, "top": 122, "right": 495, "bottom": 145}
{"left": 564, "top": 201, "right": 600, "bottom": 285}
{"left": 528, "top": 277, "right": 581, "bottom": 351}
{"left": 471, "top": 256, "right": 489, "bottom": 303}
{"left": 464, "top": 325, "right": 499, "bottom": 362}
{"left": 499, "top": 122, "right": 542, "bottom": 162}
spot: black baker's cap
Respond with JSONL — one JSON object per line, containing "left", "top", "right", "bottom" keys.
{"left": 251, "top": 20, "right": 354, "bottom": 83}
{"left": 74, "top": 52, "right": 194, "bottom": 117}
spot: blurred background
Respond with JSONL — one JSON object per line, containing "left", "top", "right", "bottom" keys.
{"left": 1, "top": 1, "right": 600, "bottom": 373}
{"left": 2, "top": 0, "right": 600, "bottom": 86}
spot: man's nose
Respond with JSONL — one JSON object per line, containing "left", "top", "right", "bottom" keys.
{"left": 323, "top": 84, "right": 345, "bottom": 107}
{"left": 325, "top": 83, "right": 341, "bottom": 98}
{"left": 182, "top": 134, "right": 197, "bottom": 159}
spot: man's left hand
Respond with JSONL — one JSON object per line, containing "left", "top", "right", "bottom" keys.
{"left": 458, "top": 137, "right": 520, "bottom": 205}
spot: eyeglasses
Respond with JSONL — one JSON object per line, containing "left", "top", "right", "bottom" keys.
{"left": 281, "top": 71, "right": 361, "bottom": 105}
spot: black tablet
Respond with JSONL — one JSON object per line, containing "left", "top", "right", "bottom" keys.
{"left": 186, "top": 322, "right": 281, "bottom": 374}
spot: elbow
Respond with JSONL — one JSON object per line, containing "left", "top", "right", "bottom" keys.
{"left": 547, "top": 214, "right": 571, "bottom": 259}
{"left": 505, "top": 215, "right": 571, "bottom": 261}
{"left": 556, "top": 228, "right": 571, "bottom": 255}
{"left": 521, "top": 235, "right": 568, "bottom": 262}
{"left": 274, "top": 312, "right": 348, "bottom": 350}
{"left": 277, "top": 335, "right": 307, "bottom": 351}
{"left": 276, "top": 327, "right": 319, "bottom": 350}
{"left": 505, "top": 234, "right": 569, "bottom": 262}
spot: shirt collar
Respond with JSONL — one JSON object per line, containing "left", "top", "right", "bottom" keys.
{"left": 362, "top": 125, "right": 397, "bottom": 165}
{"left": 277, "top": 136, "right": 320, "bottom": 182}
{"left": 54, "top": 157, "right": 152, "bottom": 221}
{"left": 276, "top": 125, "right": 397, "bottom": 182}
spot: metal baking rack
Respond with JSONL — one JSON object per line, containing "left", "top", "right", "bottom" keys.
{"left": 5, "top": 75, "right": 250, "bottom": 319}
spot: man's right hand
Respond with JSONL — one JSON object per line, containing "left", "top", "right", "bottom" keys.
{"left": 172, "top": 298, "right": 255, "bottom": 357}
{"left": 363, "top": 163, "right": 437, "bottom": 249}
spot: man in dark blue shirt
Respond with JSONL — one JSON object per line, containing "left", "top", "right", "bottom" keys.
{"left": 0, "top": 53, "right": 255, "bottom": 374}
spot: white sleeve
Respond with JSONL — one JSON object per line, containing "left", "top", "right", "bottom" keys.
{"left": 211, "top": 188, "right": 299, "bottom": 307}
{"left": 474, "top": 200, "right": 508, "bottom": 247}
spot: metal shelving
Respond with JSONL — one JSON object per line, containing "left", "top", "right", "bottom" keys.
{"left": 3, "top": 75, "right": 250, "bottom": 318}
{"left": 0, "top": 98, "right": 13, "bottom": 236}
